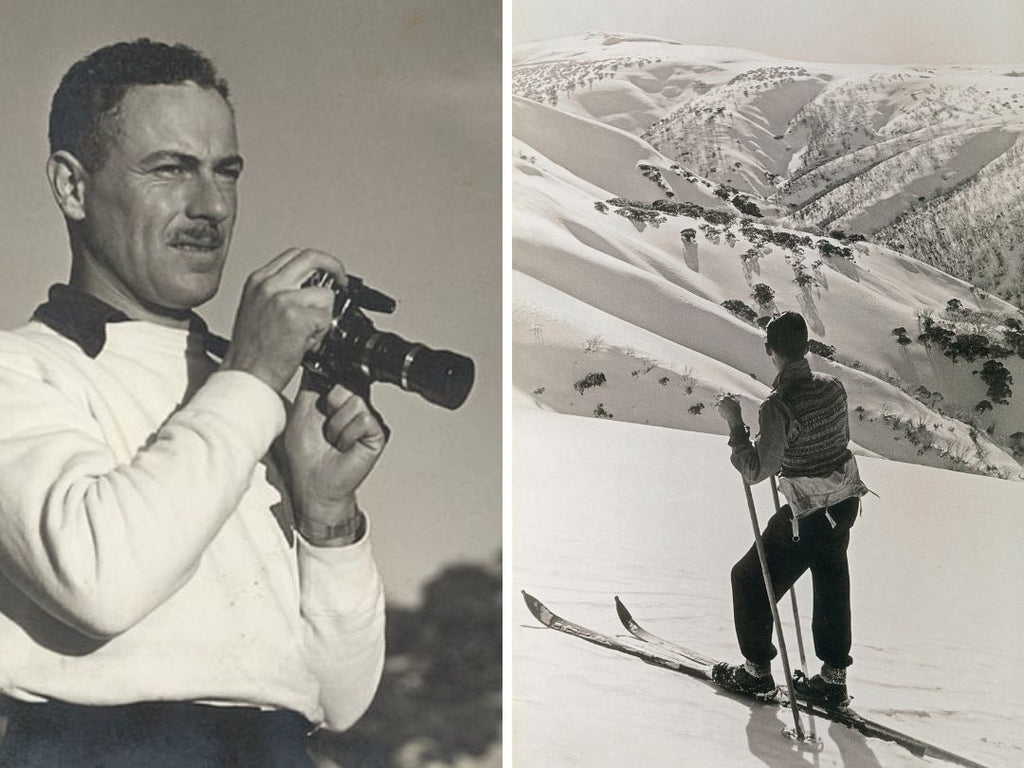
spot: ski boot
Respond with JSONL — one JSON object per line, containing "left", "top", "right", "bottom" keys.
{"left": 712, "top": 661, "right": 778, "bottom": 700}
{"left": 793, "top": 669, "right": 852, "bottom": 710}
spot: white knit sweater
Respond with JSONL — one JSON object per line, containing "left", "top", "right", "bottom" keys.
{"left": 0, "top": 319, "right": 385, "bottom": 731}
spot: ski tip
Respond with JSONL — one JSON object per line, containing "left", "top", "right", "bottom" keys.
{"left": 521, "top": 591, "right": 554, "bottom": 626}
{"left": 613, "top": 595, "right": 634, "bottom": 625}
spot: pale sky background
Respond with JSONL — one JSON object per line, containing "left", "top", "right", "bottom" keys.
{"left": 0, "top": 0, "right": 500, "bottom": 605}
{"left": 513, "top": 0, "right": 1024, "bottom": 65}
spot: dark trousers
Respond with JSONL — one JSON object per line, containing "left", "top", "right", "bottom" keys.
{"left": 731, "top": 495, "right": 859, "bottom": 670}
{"left": 0, "top": 699, "right": 315, "bottom": 768}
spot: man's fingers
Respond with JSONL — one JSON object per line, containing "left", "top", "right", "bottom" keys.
{"left": 248, "top": 247, "right": 303, "bottom": 282}
{"left": 322, "top": 387, "right": 385, "bottom": 452}
{"left": 271, "top": 249, "right": 348, "bottom": 290}
{"left": 332, "top": 413, "right": 385, "bottom": 453}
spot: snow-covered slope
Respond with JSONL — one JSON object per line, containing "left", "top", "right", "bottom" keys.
{"left": 512, "top": 409, "right": 1024, "bottom": 768}
{"left": 513, "top": 31, "right": 1024, "bottom": 306}
{"left": 512, "top": 36, "right": 1024, "bottom": 481}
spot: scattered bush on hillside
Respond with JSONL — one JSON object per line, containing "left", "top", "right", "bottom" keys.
{"left": 946, "top": 298, "right": 964, "bottom": 314}
{"left": 903, "top": 417, "right": 935, "bottom": 455}
{"left": 703, "top": 209, "right": 737, "bottom": 226}
{"left": 593, "top": 403, "right": 613, "bottom": 419}
{"left": 725, "top": 231, "right": 737, "bottom": 247}
{"left": 699, "top": 223, "right": 722, "bottom": 244}
{"left": 877, "top": 409, "right": 937, "bottom": 456}
{"left": 975, "top": 360, "right": 1013, "bottom": 404}
{"left": 649, "top": 199, "right": 705, "bottom": 215}
{"left": 917, "top": 315, "right": 955, "bottom": 349}
{"left": 914, "top": 314, "right": 1010, "bottom": 363}
{"left": 751, "top": 283, "right": 775, "bottom": 306}
{"left": 680, "top": 228, "right": 697, "bottom": 244}
{"left": 658, "top": 376, "right": 669, "bottom": 386}
{"left": 721, "top": 299, "right": 758, "bottom": 324}
{"left": 574, "top": 372, "right": 607, "bottom": 395}
{"left": 731, "top": 194, "right": 763, "bottom": 218}
{"left": 741, "top": 222, "right": 812, "bottom": 253}
{"left": 615, "top": 206, "right": 667, "bottom": 227}
{"left": 638, "top": 163, "right": 674, "bottom": 197}
{"left": 817, "top": 239, "right": 855, "bottom": 261}
{"left": 975, "top": 400, "right": 993, "bottom": 413}
{"left": 631, "top": 361, "right": 659, "bottom": 377}
{"left": 605, "top": 198, "right": 736, "bottom": 227}
{"left": 918, "top": 314, "right": 1012, "bottom": 361}
{"left": 1009, "top": 432, "right": 1024, "bottom": 460}
{"left": 892, "top": 327, "right": 913, "bottom": 346}
{"left": 583, "top": 335, "right": 604, "bottom": 353}
{"left": 808, "top": 340, "right": 836, "bottom": 359}
{"left": 594, "top": 201, "right": 609, "bottom": 213}
{"left": 913, "top": 386, "right": 943, "bottom": 408}
{"left": 688, "top": 403, "right": 705, "bottom": 415}
{"left": 624, "top": 350, "right": 659, "bottom": 377}
{"left": 828, "top": 229, "right": 867, "bottom": 243}
{"left": 793, "top": 267, "right": 816, "bottom": 288}
{"left": 1002, "top": 318, "right": 1024, "bottom": 358}
{"left": 741, "top": 247, "right": 764, "bottom": 264}
{"left": 944, "top": 333, "right": 993, "bottom": 363}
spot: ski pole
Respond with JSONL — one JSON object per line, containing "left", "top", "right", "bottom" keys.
{"left": 742, "top": 479, "right": 805, "bottom": 741}
{"left": 769, "top": 476, "right": 811, "bottom": 676}
{"left": 770, "top": 475, "right": 818, "bottom": 744}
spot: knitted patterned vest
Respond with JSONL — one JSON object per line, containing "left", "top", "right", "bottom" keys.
{"left": 769, "top": 359, "right": 852, "bottom": 478}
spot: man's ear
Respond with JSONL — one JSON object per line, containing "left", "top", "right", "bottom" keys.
{"left": 46, "top": 151, "right": 89, "bottom": 221}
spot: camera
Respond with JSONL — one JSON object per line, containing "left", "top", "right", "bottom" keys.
{"left": 301, "top": 271, "right": 475, "bottom": 410}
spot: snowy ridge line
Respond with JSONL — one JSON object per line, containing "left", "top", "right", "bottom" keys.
{"left": 523, "top": 591, "right": 991, "bottom": 768}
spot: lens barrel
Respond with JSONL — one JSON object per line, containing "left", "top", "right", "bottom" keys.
{"left": 359, "top": 331, "right": 474, "bottom": 410}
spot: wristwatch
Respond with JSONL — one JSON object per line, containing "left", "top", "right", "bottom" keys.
{"left": 295, "top": 508, "right": 367, "bottom": 547}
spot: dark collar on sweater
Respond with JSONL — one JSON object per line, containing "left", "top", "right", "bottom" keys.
{"left": 772, "top": 357, "right": 812, "bottom": 391}
{"left": 32, "top": 284, "right": 215, "bottom": 358}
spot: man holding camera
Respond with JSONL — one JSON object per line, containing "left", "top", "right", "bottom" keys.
{"left": 0, "top": 40, "right": 387, "bottom": 766}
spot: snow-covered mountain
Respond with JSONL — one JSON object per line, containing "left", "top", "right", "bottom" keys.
{"left": 513, "top": 410, "right": 1023, "bottom": 768}
{"left": 513, "top": 31, "right": 1024, "bottom": 307}
{"left": 512, "top": 32, "right": 1024, "bottom": 481}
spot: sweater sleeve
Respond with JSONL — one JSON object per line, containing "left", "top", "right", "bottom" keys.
{"left": 296, "top": 525, "right": 386, "bottom": 731}
{"left": 727, "top": 399, "right": 789, "bottom": 485}
{"left": 0, "top": 356, "right": 285, "bottom": 639}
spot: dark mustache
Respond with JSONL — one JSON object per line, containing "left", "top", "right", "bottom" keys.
{"left": 170, "top": 226, "right": 223, "bottom": 247}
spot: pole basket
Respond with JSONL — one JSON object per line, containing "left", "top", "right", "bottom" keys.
{"left": 782, "top": 725, "right": 824, "bottom": 749}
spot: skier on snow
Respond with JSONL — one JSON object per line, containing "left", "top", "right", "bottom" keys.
{"left": 714, "top": 311, "right": 870, "bottom": 708}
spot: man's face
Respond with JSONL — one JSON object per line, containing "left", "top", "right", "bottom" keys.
{"left": 79, "top": 81, "right": 242, "bottom": 313}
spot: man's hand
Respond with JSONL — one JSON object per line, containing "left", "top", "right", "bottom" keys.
{"left": 284, "top": 379, "right": 387, "bottom": 532}
{"left": 716, "top": 394, "right": 745, "bottom": 429}
{"left": 222, "top": 248, "right": 347, "bottom": 392}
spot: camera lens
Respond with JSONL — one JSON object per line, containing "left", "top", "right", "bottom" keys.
{"left": 404, "top": 347, "right": 475, "bottom": 410}
{"left": 359, "top": 332, "right": 475, "bottom": 410}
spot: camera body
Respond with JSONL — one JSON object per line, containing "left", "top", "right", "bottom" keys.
{"left": 302, "top": 271, "right": 474, "bottom": 410}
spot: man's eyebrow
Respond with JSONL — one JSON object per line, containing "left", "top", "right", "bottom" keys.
{"left": 139, "top": 151, "right": 245, "bottom": 171}
{"left": 139, "top": 151, "right": 199, "bottom": 168}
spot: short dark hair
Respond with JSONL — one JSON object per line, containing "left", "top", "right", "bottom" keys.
{"left": 49, "top": 38, "right": 230, "bottom": 170}
{"left": 765, "top": 311, "right": 809, "bottom": 358}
